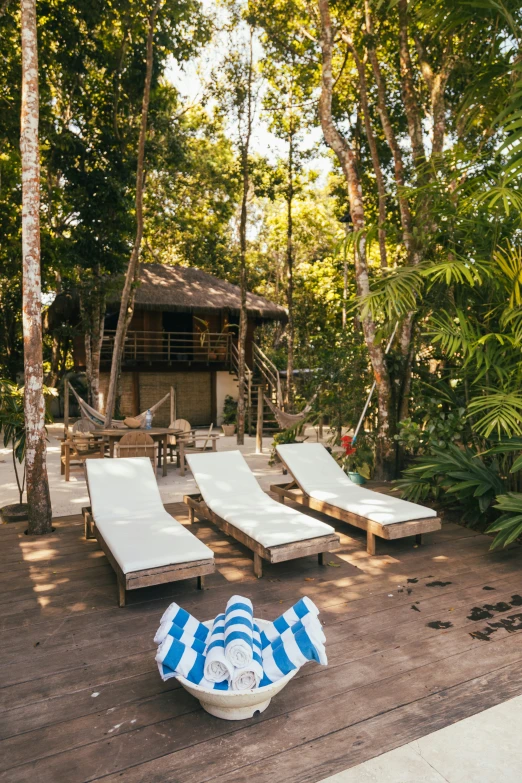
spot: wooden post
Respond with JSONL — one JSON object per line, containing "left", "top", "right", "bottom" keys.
{"left": 256, "top": 385, "right": 263, "bottom": 454}
{"left": 64, "top": 377, "right": 69, "bottom": 433}
{"left": 170, "top": 385, "right": 176, "bottom": 425}
{"left": 318, "top": 416, "right": 324, "bottom": 440}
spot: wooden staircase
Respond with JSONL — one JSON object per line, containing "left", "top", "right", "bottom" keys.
{"left": 229, "top": 343, "right": 283, "bottom": 435}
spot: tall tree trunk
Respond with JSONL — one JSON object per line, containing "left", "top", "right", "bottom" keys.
{"left": 104, "top": 0, "right": 162, "bottom": 427}
{"left": 318, "top": 0, "right": 395, "bottom": 478}
{"left": 364, "top": 0, "right": 416, "bottom": 262}
{"left": 397, "top": 0, "right": 426, "bottom": 174}
{"left": 343, "top": 34, "right": 387, "bottom": 268}
{"left": 81, "top": 280, "right": 105, "bottom": 410}
{"left": 236, "top": 30, "right": 254, "bottom": 446}
{"left": 285, "top": 128, "right": 295, "bottom": 408}
{"left": 90, "top": 288, "right": 105, "bottom": 412}
{"left": 20, "top": 0, "right": 52, "bottom": 534}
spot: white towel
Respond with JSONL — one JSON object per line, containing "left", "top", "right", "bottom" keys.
{"left": 159, "top": 602, "right": 210, "bottom": 645}
{"left": 231, "top": 625, "right": 263, "bottom": 691}
{"left": 260, "top": 618, "right": 327, "bottom": 686}
{"left": 154, "top": 620, "right": 207, "bottom": 653}
{"left": 260, "top": 596, "right": 320, "bottom": 648}
{"left": 224, "top": 595, "right": 254, "bottom": 668}
{"left": 155, "top": 634, "right": 229, "bottom": 691}
{"left": 203, "top": 613, "right": 234, "bottom": 683}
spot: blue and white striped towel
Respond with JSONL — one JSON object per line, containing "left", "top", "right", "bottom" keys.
{"left": 156, "top": 635, "right": 229, "bottom": 690}
{"left": 159, "top": 602, "right": 210, "bottom": 645}
{"left": 154, "top": 620, "right": 207, "bottom": 653}
{"left": 260, "top": 618, "right": 327, "bottom": 686}
{"left": 260, "top": 596, "right": 320, "bottom": 648}
{"left": 224, "top": 595, "right": 254, "bottom": 668}
{"left": 204, "top": 613, "right": 234, "bottom": 683}
{"left": 231, "top": 624, "right": 264, "bottom": 691}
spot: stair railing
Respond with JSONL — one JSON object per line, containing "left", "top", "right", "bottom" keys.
{"left": 252, "top": 343, "right": 284, "bottom": 409}
{"left": 230, "top": 342, "right": 253, "bottom": 414}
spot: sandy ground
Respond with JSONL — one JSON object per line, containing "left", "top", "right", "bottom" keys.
{"left": 0, "top": 422, "right": 327, "bottom": 517}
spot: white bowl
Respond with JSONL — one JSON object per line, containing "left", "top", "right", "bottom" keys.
{"left": 176, "top": 618, "right": 297, "bottom": 720}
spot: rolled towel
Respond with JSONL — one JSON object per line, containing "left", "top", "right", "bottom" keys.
{"left": 156, "top": 635, "right": 229, "bottom": 691}
{"left": 154, "top": 620, "right": 207, "bottom": 653}
{"left": 231, "top": 624, "right": 263, "bottom": 691}
{"left": 260, "top": 618, "right": 327, "bottom": 686}
{"left": 260, "top": 596, "right": 320, "bottom": 648}
{"left": 204, "top": 614, "right": 234, "bottom": 683}
{"left": 159, "top": 602, "right": 209, "bottom": 644}
{"left": 224, "top": 595, "right": 254, "bottom": 668}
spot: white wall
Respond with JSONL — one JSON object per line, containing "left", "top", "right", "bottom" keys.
{"left": 215, "top": 371, "right": 239, "bottom": 425}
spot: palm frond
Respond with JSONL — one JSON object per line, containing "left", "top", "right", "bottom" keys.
{"left": 468, "top": 392, "right": 522, "bottom": 438}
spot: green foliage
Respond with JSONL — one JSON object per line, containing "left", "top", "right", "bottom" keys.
{"left": 0, "top": 380, "right": 56, "bottom": 503}
{"left": 395, "top": 407, "right": 466, "bottom": 457}
{"left": 395, "top": 444, "right": 505, "bottom": 525}
{"left": 268, "top": 426, "right": 299, "bottom": 466}
{"left": 222, "top": 395, "right": 238, "bottom": 425}
{"left": 487, "top": 493, "right": 522, "bottom": 549}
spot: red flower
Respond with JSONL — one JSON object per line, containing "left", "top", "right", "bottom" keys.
{"left": 341, "top": 435, "right": 356, "bottom": 456}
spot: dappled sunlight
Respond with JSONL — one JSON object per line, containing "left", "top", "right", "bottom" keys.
{"left": 33, "top": 582, "right": 59, "bottom": 592}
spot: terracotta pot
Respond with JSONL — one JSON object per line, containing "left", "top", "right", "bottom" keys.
{"left": 222, "top": 424, "right": 236, "bottom": 436}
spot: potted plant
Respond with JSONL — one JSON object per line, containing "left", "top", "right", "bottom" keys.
{"left": 339, "top": 434, "right": 372, "bottom": 484}
{"left": 222, "top": 395, "right": 237, "bottom": 436}
{"left": 0, "top": 379, "right": 56, "bottom": 523}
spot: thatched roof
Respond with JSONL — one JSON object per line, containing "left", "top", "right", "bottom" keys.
{"left": 111, "top": 264, "right": 287, "bottom": 322}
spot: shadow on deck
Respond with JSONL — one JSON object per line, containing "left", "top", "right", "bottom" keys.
{"left": 0, "top": 500, "right": 521, "bottom": 783}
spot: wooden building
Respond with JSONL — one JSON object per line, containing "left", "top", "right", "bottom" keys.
{"left": 71, "top": 264, "right": 286, "bottom": 426}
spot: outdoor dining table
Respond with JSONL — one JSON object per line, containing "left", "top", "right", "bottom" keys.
{"left": 96, "top": 427, "right": 183, "bottom": 477}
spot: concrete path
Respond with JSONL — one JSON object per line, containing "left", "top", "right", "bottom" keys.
{"left": 0, "top": 422, "right": 319, "bottom": 516}
{"left": 319, "top": 694, "right": 522, "bottom": 782}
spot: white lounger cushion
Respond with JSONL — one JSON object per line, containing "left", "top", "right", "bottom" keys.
{"left": 277, "top": 443, "right": 437, "bottom": 526}
{"left": 186, "top": 450, "right": 335, "bottom": 548}
{"left": 85, "top": 458, "right": 213, "bottom": 574}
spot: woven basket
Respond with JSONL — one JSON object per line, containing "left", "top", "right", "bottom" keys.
{"left": 124, "top": 417, "right": 142, "bottom": 429}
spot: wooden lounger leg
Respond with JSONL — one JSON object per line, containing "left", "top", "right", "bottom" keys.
{"left": 318, "top": 552, "right": 326, "bottom": 566}
{"left": 253, "top": 552, "right": 263, "bottom": 578}
{"left": 118, "top": 578, "right": 126, "bottom": 608}
{"left": 197, "top": 575, "right": 205, "bottom": 590}
{"left": 415, "top": 534, "right": 423, "bottom": 546}
{"left": 367, "top": 531, "right": 377, "bottom": 556}
{"left": 84, "top": 511, "right": 95, "bottom": 540}
{"left": 188, "top": 506, "right": 195, "bottom": 524}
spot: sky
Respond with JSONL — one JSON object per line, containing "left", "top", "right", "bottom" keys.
{"left": 164, "top": 2, "right": 332, "bottom": 181}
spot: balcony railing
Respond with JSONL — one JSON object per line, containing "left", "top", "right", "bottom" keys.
{"left": 101, "top": 330, "right": 232, "bottom": 365}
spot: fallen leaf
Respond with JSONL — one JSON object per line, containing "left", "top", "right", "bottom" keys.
{"left": 327, "top": 562, "right": 340, "bottom": 567}
{"left": 304, "top": 577, "right": 315, "bottom": 582}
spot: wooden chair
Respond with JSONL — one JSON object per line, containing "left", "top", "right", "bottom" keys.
{"left": 167, "top": 418, "right": 192, "bottom": 463}
{"left": 61, "top": 420, "right": 105, "bottom": 481}
{"left": 115, "top": 431, "right": 158, "bottom": 470}
{"left": 177, "top": 423, "right": 220, "bottom": 476}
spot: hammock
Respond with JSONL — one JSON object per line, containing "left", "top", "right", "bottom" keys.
{"left": 263, "top": 388, "right": 320, "bottom": 430}
{"left": 70, "top": 385, "right": 170, "bottom": 429}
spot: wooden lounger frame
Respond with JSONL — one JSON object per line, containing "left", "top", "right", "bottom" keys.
{"left": 270, "top": 480, "right": 441, "bottom": 556}
{"left": 82, "top": 506, "right": 215, "bottom": 607}
{"left": 183, "top": 493, "right": 340, "bottom": 578}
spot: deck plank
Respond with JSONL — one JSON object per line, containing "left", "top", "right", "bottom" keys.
{"left": 0, "top": 502, "right": 521, "bottom": 783}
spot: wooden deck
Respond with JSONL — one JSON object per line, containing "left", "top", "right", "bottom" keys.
{"left": 1, "top": 499, "right": 522, "bottom": 783}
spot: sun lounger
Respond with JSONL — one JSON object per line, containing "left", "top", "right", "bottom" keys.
{"left": 184, "top": 450, "right": 340, "bottom": 577}
{"left": 273, "top": 443, "right": 441, "bottom": 555}
{"left": 83, "top": 457, "right": 215, "bottom": 606}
